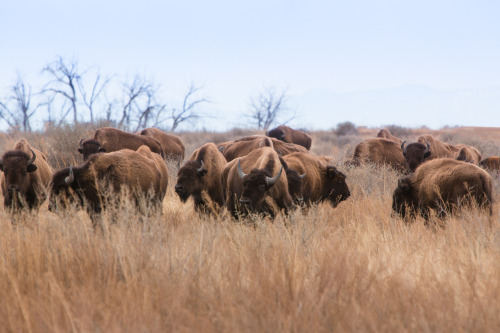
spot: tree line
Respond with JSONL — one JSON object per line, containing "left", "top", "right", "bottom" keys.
{"left": 0, "top": 56, "right": 294, "bottom": 133}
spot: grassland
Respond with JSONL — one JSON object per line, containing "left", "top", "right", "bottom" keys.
{"left": 1, "top": 125, "right": 500, "bottom": 332}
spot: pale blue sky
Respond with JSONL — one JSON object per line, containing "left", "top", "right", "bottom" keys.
{"left": 1, "top": 0, "right": 499, "bottom": 130}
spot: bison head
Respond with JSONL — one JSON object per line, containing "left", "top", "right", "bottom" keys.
{"left": 78, "top": 139, "right": 106, "bottom": 161}
{"left": 48, "top": 167, "right": 84, "bottom": 212}
{"left": 175, "top": 160, "right": 208, "bottom": 203}
{"left": 284, "top": 169, "right": 306, "bottom": 205}
{"left": 237, "top": 159, "right": 283, "bottom": 212}
{"left": 392, "top": 177, "right": 415, "bottom": 220}
{"left": 401, "top": 141, "right": 431, "bottom": 173}
{"left": 323, "top": 166, "right": 350, "bottom": 207}
{"left": 0, "top": 149, "right": 37, "bottom": 209}
{"left": 266, "top": 127, "right": 286, "bottom": 142}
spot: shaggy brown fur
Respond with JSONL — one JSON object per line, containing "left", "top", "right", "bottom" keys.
{"left": 175, "top": 143, "right": 226, "bottom": 214}
{"left": 283, "top": 152, "right": 350, "bottom": 208}
{"left": 350, "top": 138, "right": 407, "bottom": 173}
{"left": 376, "top": 128, "right": 402, "bottom": 144}
{"left": 480, "top": 157, "right": 500, "bottom": 172}
{"left": 0, "top": 138, "right": 53, "bottom": 212}
{"left": 218, "top": 136, "right": 273, "bottom": 162}
{"left": 136, "top": 145, "right": 169, "bottom": 201}
{"left": 455, "top": 144, "right": 481, "bottom": 164}
{"left": 49, "top": 148, "right": 167, "bottom": 227}
{"left": 78, "top": 127, "right": 164, "bottom": 161}
{"left": 222, "top": 147, "right": 294, "bottom": 218}
{"left": 139, "top": 127, "right": 185, "bottom": 164}
{"left": 392, "top": 158, "right": 493, "bottom": 220}
{"left": 266, "top": 125, "right": 312, "bottom": 150}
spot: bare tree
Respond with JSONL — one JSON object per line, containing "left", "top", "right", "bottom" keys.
{"left": 249, "top": 87, "right": 293, "bottom": 130}
{"left": 78, "top": 71, "right": 112, "bottom": 123}
{"left": 168, "top": 83, "right": 209, "bottom": 132}
{"left": 118, "top": 75, "right": 166, "bottom": 131}
{"left": 42, "top": 56, "right": 81, "bottom": 124}
{"left": 0, "top": 74, "right": 40, "bottom": 132}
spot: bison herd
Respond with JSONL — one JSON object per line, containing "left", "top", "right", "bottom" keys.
{"left": 0, "top": 125, "right": 498, "bottom": 227}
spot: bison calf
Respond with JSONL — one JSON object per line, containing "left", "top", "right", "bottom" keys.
{"left": 392, "top": 158, "right": 493, "bottom": 221}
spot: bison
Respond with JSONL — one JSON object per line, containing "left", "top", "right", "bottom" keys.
{"left": 0, "top": 138, "right": 53, "bottom": 212}
{"left": 401, "top": 141, "right": 431, "bottom": 173}
{"left": 480, "top": 157, "right": 500, "bottom": 172}
{"left": 139, "top": 127, "right": 185, "bottom": 165}
{"left": 392, "top": 158, "right": 493, "bottom": 221}
{"left": 266, "top": 125, "right": 312, "bottom": 150}
{"left": 282, "top": 152, "right": 350, "bottom": 207}
{"left": 49, "top": 147, "right": 168, "bottom": 227}
{"left": 376, "top": 128, "right": 402, "bottom": 144}
{"left": 175, "top": 143, "right": 226, "bottom": 214}
{"left": 218, "top": 135, "right": 308, "bottom": 162}
{"left": 350, "top": 138, "right": 407, "bottom": 173}
{"left": 402, "top": 135, "right": 482, "bottom": 172}
{"left": 218, "top": 136, "right": 273, "bottom": 162}
{"left": 78, "top": 127, "right": 164, "bottom": 161}
{"left": 455, "top": 144, "right": 481, "bottom": 164}
{"left": 222, "top": 147, "right": 295, "bottom": 218}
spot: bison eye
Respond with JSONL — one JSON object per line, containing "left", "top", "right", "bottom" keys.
{"left": 258, "top": 184, "right": 266, "bottom": 192}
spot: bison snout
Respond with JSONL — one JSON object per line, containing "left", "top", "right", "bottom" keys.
{"left": 8, "top": 184, "right": 20, "bottom": 192}
{"left": 174, "top": 184, "right": 184, "bottom": 193}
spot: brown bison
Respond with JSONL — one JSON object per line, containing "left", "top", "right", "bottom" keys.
{"left": 455, "top": 144, "right": 481, "bottom": 164}
{"left": 175, "top": 143, "right": 226, "bottom": 213}
{"left": 376, "top": 128, "right": 402, "bottom": 144}
{"left": 269, "top": 137, "right": 309, "bottom": 156}
{"left": 218, "top": 136, "right": 273, "bottom": 162}
{"left": 218, "top": 135, "right": 308, "bottom": 162}
{"left": 266, "top": 125, "right": 312, "bottom": 150}
{"left": 283, "top": 152, "right": 350, "bottom": 207}
{"left": 392, "top": 158, "right": 493, "bottom": 221}
{"left": 480, "top": 157, "right": 500, "bottom": 172}
{"left": 1, "top": 139, "right": 53, "bottom": 212}
{"left": 222, "top": 147, "right": 294, "bottom": 218}
{"left": 401, "top": 141, "right": 431, "bottom": 173}
{"left": 139, "top": 127, "right": 185, "bottom": 164}
{"left": 78, "top": 127, "right": 164, "bottom": 161}
{"left": 402, "top": 135, "right": 481, "bottom": 172}
{"left": 350, "top": 138, "right": 407, "bottom": 173}
{"left": 49, "top": 147, "right": 168, "bottom": 227}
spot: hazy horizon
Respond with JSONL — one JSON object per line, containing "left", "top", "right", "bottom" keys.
{"left": 2, "top": 0, "right": 499, "bottom": 131}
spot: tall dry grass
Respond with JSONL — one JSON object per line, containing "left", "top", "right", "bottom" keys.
{"left": 1, "top": 125, "right": 500, "bottom": 332}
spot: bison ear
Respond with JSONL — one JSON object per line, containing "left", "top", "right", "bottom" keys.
{"left": 98, "top": 147, "right": 107, "bottom": 153}
{"left": 77, "top": 148, "right": 83, "bottom": 154}
{"left": 198, "top": 169, "right": 208, "bottom": 177}
{"left": 27, "top": 164, "right": 38, "bottom": 173}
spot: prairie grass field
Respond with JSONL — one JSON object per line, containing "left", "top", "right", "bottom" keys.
{"left": 1, "top": 125, "right": 500, "bottom": 332}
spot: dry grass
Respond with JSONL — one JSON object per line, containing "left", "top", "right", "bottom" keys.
{"left": 1, "top": 125, "right": 500, "bottom": 332}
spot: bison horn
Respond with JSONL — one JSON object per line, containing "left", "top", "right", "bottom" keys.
{"left": 197, "top": 160, "right": 205, "bottom": 174}
{"left": 28, "top": 149, "right": 36, "bottom": 165}
{"left": 424, "top": 141, "right": 430, "bottom": 154}
{"left": 237, "top": 159, "right": 246, "bottom": 179}
{"left": 401, "top": 140, "right": 407, "bottom": 154}
{"left": 265, "top": 166, "right": 283, "bottom": 187}
{"left": 79, "top": 138, "right": 85, "bottom": 149}
{"left": 299, "top": 173, "right": 306, "bottom": 179}
{"left": 65, "top": 166, "right": 75, "bottom": 185}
